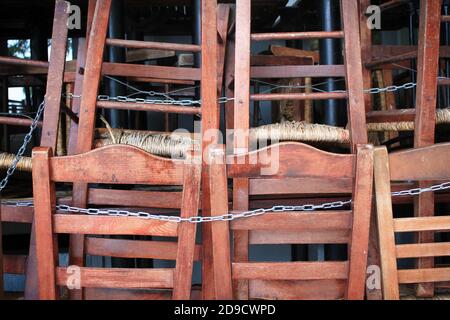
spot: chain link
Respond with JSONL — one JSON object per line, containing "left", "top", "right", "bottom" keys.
{"left": 0, "top": 101, "right": 45, "bottom": 192}
{"left": 68, "top": 93, "right": 234, "bottom": 106}
{"left": 2, "top": 182, "right": 450, "bottom": 223}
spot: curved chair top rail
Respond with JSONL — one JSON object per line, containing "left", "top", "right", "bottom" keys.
{"left": 389, "top": 142, "right": 450, "bottom": 181}
{"left": 33, "top": 145, "right": 192, "bottom": 186}
{"left": 226, "top": 142, "right": 356, "bottom": 180}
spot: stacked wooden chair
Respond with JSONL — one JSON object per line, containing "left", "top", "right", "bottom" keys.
{"left": 2, "top": 0, "right": 224, "bottom": 299}
{"left": 0, "top": 0, "right": 77, "bottom": 298}
{"left": 360, "top": 0, "right": 450, "bottom": 298}
{"left": 209, "top": 142, "right": 374, "bottom": 300}
{"left": 374, "top": 143, "right": 450, "bottom": 300}
{"left": 206, "top": 0, "right": 370, "bottom": 300}
{"left": 32, "top": 144, "right": 201, "bottom": 300}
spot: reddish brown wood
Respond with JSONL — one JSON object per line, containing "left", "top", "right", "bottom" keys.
{"left": 375, "top": 143, "right": 450, "bottom": 300}
{"left": 32, "top": 145, "right": 201, "bottom": 299}
{"left": 346, "top": 145, "right": 374, "bottom": 300}
{"left": 250, "top": 65, "right": 346, "bottom": 78}
{"left": 200, "top": 0, "right": 220, "bottom": 300}
{"left": 39, "top": 0, "right": 70, "bottom": 151}
{"left": 97, "top": 100, "right": 201, "bottom": 114}
{"left": 106, "top": 38, "right": 201, "bottom": 52}
{"left": 251, "top": 31, "right": 344, "bottom": 41}
{"left": 341, "top": 0, "right": 368, "bottom": 147}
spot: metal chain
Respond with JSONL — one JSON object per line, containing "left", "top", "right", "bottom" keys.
{"left": 391, "top": 181, "right": 450, "bottom": 197}
{"left": 54, "top": 199, "right": 353, "bottom": 224}
{"left": 3, "top": 181, "right": 450, "bottom": 224}
{"left": 0, "top": 101, "right": 45, "bottom": 192}
{"left": 68, "top": 93, "right": 234, "bottom": 106}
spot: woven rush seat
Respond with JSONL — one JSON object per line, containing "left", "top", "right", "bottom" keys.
{"left": 367, "top": 108, "right": 450, "bottom": 132}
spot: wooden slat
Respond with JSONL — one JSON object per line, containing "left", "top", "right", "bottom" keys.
{"left": 231, "top": 211, "right": 352, "bottom": 231}
{"left": 366, "top": 109, "right": 415, "bottom": 123}
{"left": 346, "top": 145, "right": 374, "bottom": 300}
{"left": 249, "top": 177, "right": 352, "bottom": 195}
{"left": 374, "top": 147, "right": 400, "bottom": 299}
{"left": 39, "top": 0, "right": 70, "bottom": 152}
{"left": 102, "top": 62, "right": 201, "bottom": 81}
{"left": 250, "top": 65, "right": 345, "bottom": 78}
{"left": 0, "top": 204, "right": 33, "bottom": 223}
{"left": 394, "top": 216, "right": 450, "bottom": 233}
{"left": 3, "top": 255, "right": 27, "bottom": 274}
{"left": 251, "top": 92, "right": 347, "bottom": 101}
{"left": 227, "top": 142, "right": 354, "bottom": 179}
{"left": 249, "top": 279, "right": 345, "bottom": 300}
{"left": 396, "top": 242, "right": 450, "bottom": 259}
{"left": 84, "top": 288, "right": 172, "bottom": 300}
{"left": 50, "top": 145, "right": 184, "bottom": 185}
{"left": 389, "top": 143, "right": 450, "bottom": 181}
{"left": 106, "top": 38, "right": 201, "bottom": 52}
{"left": 341, "top": 0, "right": 368, "bottom": 146}
{"left": 88, "top": 189, "right": 182, "bottom": 209}
{"left": 56, "top": 267, "right": 174, "bottom": 289}
{"left": 53, "top": 214, "right": 179, "bottom": 237}
{"left": 398, "top": 268, "right": 450, "bottom": 284}
{"left": 97, "top": 100, "right": 201, "bottom": 115}
{"left": 0, "top": 116, "right": 42, "bottom": 127}
{"left": 85, "top": 238, "right": 202, "bottom": 261}
{"left": 251, "top": 31, "right": 344, "bottom": 41}
{"left": 249, "top": 230, "right": 349, "bottom": 244}
{"left": 232, "top": 262, "right": 348, "bottom": 281}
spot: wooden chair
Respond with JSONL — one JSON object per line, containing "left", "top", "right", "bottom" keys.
{"left": 359, "top": 0, "right": 447, "bottom": 298}
{"left": 32, "top": 144, "right": 201, "bottom": 300}
{"left": 209, "top": 142, "right": 374, "bottom": 300}
{"left": 0, "top": 0, "right": 79, "bottom": 298}
{"left": 374, "top": 143, "right": 450, "bottom": 300}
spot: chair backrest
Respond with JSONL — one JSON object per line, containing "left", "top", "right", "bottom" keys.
{"left": 210, "top": 142, "right": 374, "bottom": 300}
{"left": 374, "top": 143, "right": 450, "bottom": 300}
{"left": 32, "top": 145, "right": 201, "bottom": 300}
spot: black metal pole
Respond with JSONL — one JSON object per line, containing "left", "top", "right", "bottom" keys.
{"left": 106, "top": 0, "right": 128, "bottom": 128}
{"left": 319, "top": 0, "right": 341, "bottom": 127}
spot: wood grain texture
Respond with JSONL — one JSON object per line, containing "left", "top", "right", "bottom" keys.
{"left": 346, "top": 145, "right": 374, "bottom": 300}
{"left": 374, "top": 147, "right": 400, "bottom": 300}
{"left": 56, "top": 267, "right": 174, "bottom": 289}
{"left": 232, "top": 262, "right": 349, "bottom": 281}
{"left": 51, "top": 145, "right": 184, "bottom": 185}
{"left": 389, "top": 143, "right": 450, "bottom": 181}
{"left": 227, "top": 142, "right": 354, "bottom": 179}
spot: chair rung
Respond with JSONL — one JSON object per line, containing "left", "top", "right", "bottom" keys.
{"left": 106, "top": 38, "right": 201, "bottom": 52}
{"left": 251, "top": 31, "right": 344, "bottom": 41}
{"left": 393, "top": 216, "right": 450, "bottom": 233}
{"left": 231, "top": 211, "right": 352, "bottom": 232}
{"left": 97, "top": 100, "right": 201, "bottom": 115}
{"left": 86, "top": 237, "right": 202, "bottom": 261}
{"left": 366, "top": 109, "right": 415, "bottom": 123}
{"left": 398, "top": 267, "right": 450, "bottom": 284}
{"left": 249, "top": 230, "right": 350, "bottom": 245}
{"left": 232, "top": 262, "right": 348, "bottom": 281}
{"left": 0, "top": 203, "right": 33, "bottom": 223}
{"left": 249, "top": 279, "right": 346, "bottom": 300}
{"left": 53, "top": 214, "right": 179, "bottom": 237}
{"left": 251, "top": 92, "right": 348, "bottom": 101}
{"left": 56, "top": 267, "right": 174, "bottom": 289}
{"left": 250, "top": 65, "right": 346, "bottom": 78}
{"left": 396, "top": 242, "right": 450, "bottom": 259}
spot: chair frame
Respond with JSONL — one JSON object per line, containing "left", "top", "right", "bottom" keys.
{"left": 32, "top": 145, "right": 201, "bottom": 300}
{"left": 210, "top": 142, "right": 374, "bottom": 300}
{"left": 374, "top": 143, "right": 450, "bottom": 300}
